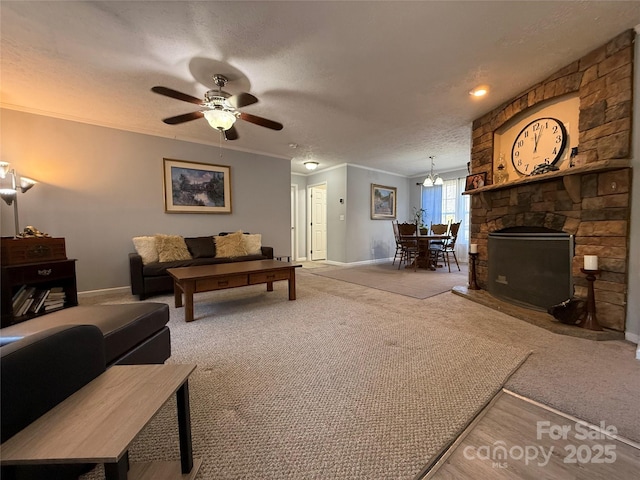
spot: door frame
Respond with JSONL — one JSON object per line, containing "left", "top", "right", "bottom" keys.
{"left": 290, "top": 184, "right": 298, "bottom": 261}
{"left": 307, "top": 181, "right": 327, "bottom": 261}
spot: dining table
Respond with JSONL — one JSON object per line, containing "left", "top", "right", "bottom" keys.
{"left": 399, "top": 233, "right": 451, "bottom": 270}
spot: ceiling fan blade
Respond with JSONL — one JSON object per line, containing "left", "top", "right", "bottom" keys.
{"left": 224, "top": 125, "right": 239, "bottom": 141}
{"left": 151, "top": 86, "right": 203, "bottom": 105}
{"left": 162, "top": 111, "right": 204, "bottom": 125}
{"left": 239, "top": 112, "right": 283, "bottom": 131}
{"left": 228, "top": 92, "right": 258, "bottom": 109}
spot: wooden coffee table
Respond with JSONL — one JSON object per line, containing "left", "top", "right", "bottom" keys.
{"left": 167, "top": 259, "right": 301, "bottom": 322}
{"left": 0, "top": 364, "right": 200, "bottom": 480}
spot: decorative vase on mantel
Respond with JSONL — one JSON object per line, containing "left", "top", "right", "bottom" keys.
{"left": 494, "top": 153, "right": 509, "bottom": 185}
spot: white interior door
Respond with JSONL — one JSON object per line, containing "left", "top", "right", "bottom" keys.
{"left": 310, "top": 185, "right": 327, "bottom": 261}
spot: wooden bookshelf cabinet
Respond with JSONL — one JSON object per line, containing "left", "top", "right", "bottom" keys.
{"left": 1, "top": 259, "right": 78, "bottom": 328}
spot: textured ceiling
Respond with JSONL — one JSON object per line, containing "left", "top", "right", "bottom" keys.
{"left": 1, "top": 1, "right": 639, "bottom": 176}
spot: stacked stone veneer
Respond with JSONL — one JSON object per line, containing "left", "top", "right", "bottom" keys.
{"left": 469, "top": 30, "right": 634, "bottom": 332}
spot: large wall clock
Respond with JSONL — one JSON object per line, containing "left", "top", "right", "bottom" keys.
{"left": 511, "top": 117, "right": 568, "bottom": 175}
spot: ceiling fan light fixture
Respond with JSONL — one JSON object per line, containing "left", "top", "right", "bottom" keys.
{"left": 304, "top": 161, "right": 319, "bottom": 171}
{"left": 204, "top": 109, "right": 237, "bottom": 131}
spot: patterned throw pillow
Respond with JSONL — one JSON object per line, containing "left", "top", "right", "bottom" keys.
{"left": 155, "top": 234, "right": 192, "bottom": 262}
{"left": 242, "top": 233, "right": 262, "bottom": 255}
{"left": 215, "top": 231, "right": 247, "bottom": 258}
{"left": 132, "top": 236, "right": 159, "bottom": 265}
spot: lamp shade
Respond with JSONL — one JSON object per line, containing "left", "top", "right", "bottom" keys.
{"left": 204, "top": 109, "right": 237, "bottom": 131}
{"left": 19, "top": 176, "right": 37, "bottom": 193}
{"left": 0, "top": 189, "right": 17, "bottom": 205}
{"left": 434, "top": 176, "right": 444, "bottom": 186}
{"left": 423, "top": 177, "right": 434, "bottom": 187}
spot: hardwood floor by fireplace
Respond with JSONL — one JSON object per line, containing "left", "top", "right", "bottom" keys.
{"left": 422, "top": 390, "right": 640, "bottom": 480}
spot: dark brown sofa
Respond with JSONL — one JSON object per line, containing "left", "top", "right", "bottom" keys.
{"left": 1, "top": 324, "right": 105, "bottom": 479}
{"left": 0, "top": 302, "right": 170, "bottom": 367}
{"left": 0, "top": 301, "right": 171, "bottom": 479}
{"left": 129, "top": 234, "right": 274, "bottom": 300}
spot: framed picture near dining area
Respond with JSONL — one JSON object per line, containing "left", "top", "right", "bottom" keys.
{"left": 465, "top": 172, "right": 486, "bottom": 191}
{"left": 371, "top": 184, "right": 397, "bottom": 219}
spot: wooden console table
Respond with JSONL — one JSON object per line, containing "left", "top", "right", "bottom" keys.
{"left": 0, "top": 364, "right": 201, "bottom": 480}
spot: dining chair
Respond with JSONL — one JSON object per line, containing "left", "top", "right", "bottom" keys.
{"left": 397, "top": 222, "right": 419, "bottom": 270}
{"left": 439, "top": 221, "right": 462, "bottom": 272}
{"left": 429, "top": 221, "right": 449, "bottom": 248}
{"left": 391, "top": 220, "right": 403, "bottom": 266}
{"left": 430, "top": 222, "right": 449, "bottom": 236}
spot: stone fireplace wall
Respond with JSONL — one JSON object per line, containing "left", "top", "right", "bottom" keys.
{"left": 468, "top": 30, "right": 634, "bottom": 332}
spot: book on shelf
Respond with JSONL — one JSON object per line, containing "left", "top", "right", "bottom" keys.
{"left": 11, "top": 286, "right": 67, "bottom": 316}
{"left": 14, "top": 287, "right": 37, "bottom": 317}
{"left": 29, "top": 289, "right": 51, "bottom": 314}
{"left": 12, "top": 285, "right": 28, "bottom": 309}
{"left": 44, "top": 302, "right": 65, "bottom": 311}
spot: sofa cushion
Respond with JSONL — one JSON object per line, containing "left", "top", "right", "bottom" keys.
{"left": 0, "top": 303, "right": 169, "bottom": 366}
{"left": 185, "top": 236, "right": 216, "bottom": 258}
{"left": 142, "top": 255, "right": 267, "bottom": 276}
{"left": 155, "top": 234, "right": 192, "bottom": 262}
{"left": 215, "top": 231, "right": 247, "bottom": 258}
{"left": 133, "top": 236, "right": 159, "bottom": 265}
{"left": 242, "top": 233, "right": 262, "bottom": 255}
{"left": 143, "top": 257, "right": 221, "bottom": 276}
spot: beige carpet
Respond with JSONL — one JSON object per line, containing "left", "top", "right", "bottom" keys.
{"left": 309, "top": 262, "right": 468, "bottom": 299}
{"left": 81, "top": 281, "right": 528, "bottom": 480}
{"left": 293, "top": 271, "right": 640, "bottom": 446}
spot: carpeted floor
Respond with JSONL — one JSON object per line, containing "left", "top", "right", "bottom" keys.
{"left": 81, "top": 279, "right": 528, "bottom": 480}
{"left": 79, "top": 265, "right": 640, "bottom": 479}
{"left": 308, "top": 262, "right": 468, "bottom": 299}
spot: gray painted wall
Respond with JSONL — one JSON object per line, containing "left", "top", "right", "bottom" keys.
{"left": 1, "top": 109, "right": 291, "bottom": 292}
{"left": 291, "top": 174, "right": 307, "bottom": 260}
{"left": 304, "top": 166, "right": 348, "bottom": 263}
{"left": 294, "top": 164, "right": 410, "bottom": 264}
{"left": 346, "top": 165, "right": 410, "bottom": 263}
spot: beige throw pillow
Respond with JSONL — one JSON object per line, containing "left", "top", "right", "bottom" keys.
{"left": 215, "top": 231, "right": 247, "bottom": 258}
{"left": 155, "top": 234, "right": 192, "bottom": 262}
{"left": 242, "top": 233, "right": 262, "bottom": 255}
{"left": 132, "top": 236, "right": 159, "bottom": 265}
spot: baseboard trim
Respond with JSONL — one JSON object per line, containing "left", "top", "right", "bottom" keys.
{"left": 78, "top": 286, "right": 130, "bottom": 298}
{"left": 323, "top": 257, "right": 394, "bottom": 267}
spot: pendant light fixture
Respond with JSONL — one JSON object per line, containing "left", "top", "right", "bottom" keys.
{"left": 423, "top": 156, "right": 443, "bottom": 187}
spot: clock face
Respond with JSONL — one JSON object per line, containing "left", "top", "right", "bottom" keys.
{"left": 511, "top": 117, "right": 567, "bottom": 175}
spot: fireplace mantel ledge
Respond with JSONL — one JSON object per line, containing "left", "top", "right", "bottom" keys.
{"left": 463, "top": 159, "right": 631, "bottom": 204}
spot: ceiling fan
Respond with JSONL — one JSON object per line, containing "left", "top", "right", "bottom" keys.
{"left": 151, "top": 74, "right": 283, "bottom": 141}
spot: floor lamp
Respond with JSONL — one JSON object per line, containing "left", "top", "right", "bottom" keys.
{"left": 0, "top": 162, "right": 37, "bottom": 238}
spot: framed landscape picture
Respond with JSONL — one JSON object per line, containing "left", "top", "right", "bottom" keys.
{"left": 371, "top": 184, "right": 397, "bottom": 219}
{"left": 163, "top": 158, "right": 232, "bottom": 213}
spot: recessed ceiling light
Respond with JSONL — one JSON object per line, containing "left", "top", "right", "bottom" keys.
{"left": 469, "top": 85, "right": 489, "bottom": 97}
